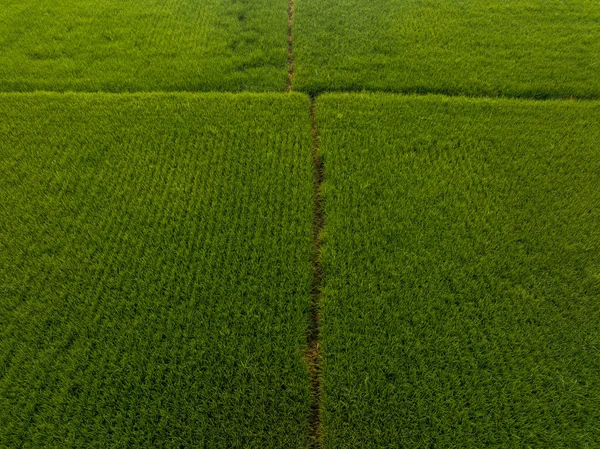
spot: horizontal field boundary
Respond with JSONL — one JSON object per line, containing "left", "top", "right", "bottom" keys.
{"left": 295, "top": 87, "right": 600, "bottom": 101}
{"left": 1, "top": 90, "right": 599, "bottom": 103}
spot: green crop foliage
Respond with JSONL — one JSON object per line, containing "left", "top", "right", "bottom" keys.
{"left": 0, "top": 0, "right": 289, "bottom": 92}
{"left": 0, "top": 93, "right": 313, "bottom": 448}
{"left": 294, "top": 0, "right": 600, "bottom": 98}
{"left": 317, "top": 94, "right": 600, "bottom": 448}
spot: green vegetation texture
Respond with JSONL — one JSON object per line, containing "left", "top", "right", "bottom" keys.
{"left": 0, "top": 93, "right": 313, "bottom": 448}
{"left": 317, "top": 94, "right": 600, "bottom": 447}
{"left": 0, "top": 0, "right": 289, "bottom": 92}
{"left": 294, "top": 0, "right": 600, "bottom": 98}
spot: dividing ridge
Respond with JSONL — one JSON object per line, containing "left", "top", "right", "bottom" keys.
{"left": 307, "top": 94, "right": 324, "bottom": 448}
{"left": 286, "top": 0, "right": 295, "bottom": 92}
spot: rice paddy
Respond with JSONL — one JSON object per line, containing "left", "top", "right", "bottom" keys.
{"left": 0, "top": 0, "right": 289, "bottom": 92}
{"left": 1, "top": 2, "right": 599, "bottom": 448}
{"left": 316, "top": 94, "right": 600, "bottom": 447}
{"left": 0, "top": 93, "right": 313, "bottom": 448}
{"left": 293, "top": 0, "right": 600, "bottom": 98}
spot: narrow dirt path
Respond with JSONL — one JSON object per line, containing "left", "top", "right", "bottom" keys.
{"left": 307, "top": 94, "right": 324, "bottom": 448}
{"left": 288, "top": 2, "right": 324, "bottom": 442}
{"left": 286, "top": 0, "right": 295, "bottom": 92}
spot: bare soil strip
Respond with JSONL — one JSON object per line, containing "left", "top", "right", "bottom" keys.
{"left": 286, "top": 0, "right": 295, "bottom": 92}
{"left": 307, "top": 94, "right": 324, "bottom": 448}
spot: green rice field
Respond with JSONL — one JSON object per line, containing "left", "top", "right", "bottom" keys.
{"left": 0, "top": 0, "right": 289, "bottom": 92}
{"left": 1, "top": 1, "right": 599, "bottom": 448}
{"left": 0, "top": 94, "right": 313, "bottom": 447}
{"left": 294, "top": 0, "right": 600, "bottom": 97}
{"left": 317, "top": 94, "right": 600, "bottom": 447}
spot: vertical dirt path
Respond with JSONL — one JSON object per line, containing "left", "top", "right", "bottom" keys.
{"left": 286, "top": 0, "right": 295, "bottom": 92}
{"left": 288, "top": 2, "right": 323, "bottom": 443}
{"left": 307, "top": 94, "right": 324, "bottom": 448}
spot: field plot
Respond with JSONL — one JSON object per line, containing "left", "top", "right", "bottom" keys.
{"left": 0, "top": 93, "right": 313, "bottom": 448}
{"left": 0, "top": 0, "right": 288, "bottom": 92}
{"left": 294, "top": 0, "right": 600, "bottom": 98}
{"left": 317, "top": 94, "right": 600, "bottom": 447}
